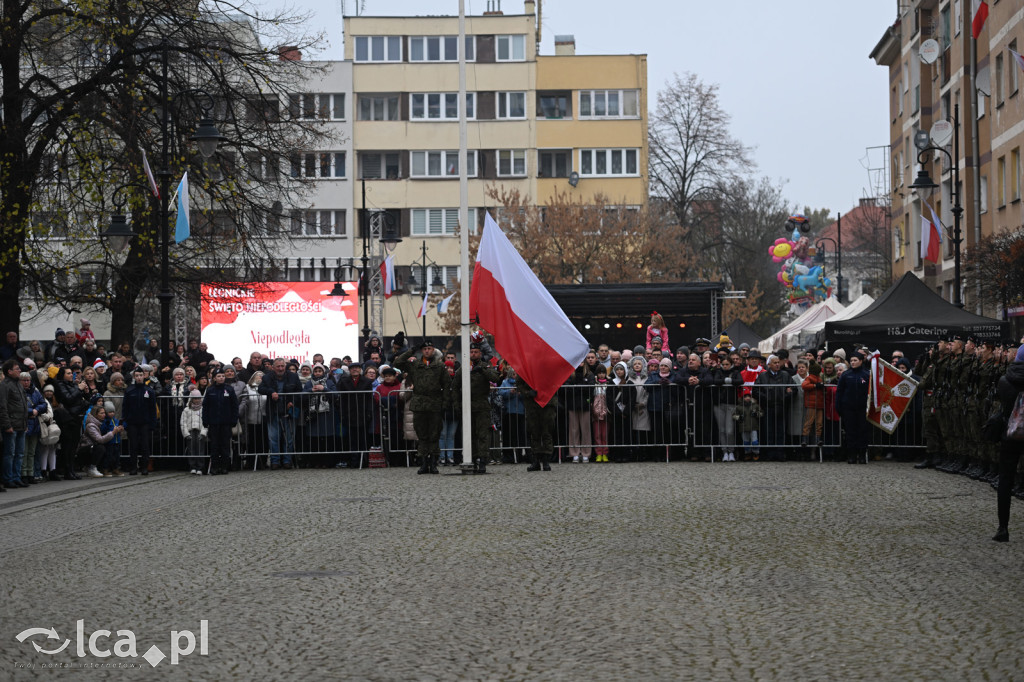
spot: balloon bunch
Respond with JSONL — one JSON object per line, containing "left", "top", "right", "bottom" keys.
{"left": 769, "top": 215, "right": 833, "bottom": 315}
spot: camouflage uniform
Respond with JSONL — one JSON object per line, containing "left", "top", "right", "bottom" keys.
{"left": 917, "top": 350, "right": 943, "bottom": 467}
{"left": 395, "top": 347, "right": 451, "bottom": 474}
{"left": 517, "top": 375, "right": 558, "bottom": 471}
{"left": 454, "top": 357, "right": 501, "bottom": 472}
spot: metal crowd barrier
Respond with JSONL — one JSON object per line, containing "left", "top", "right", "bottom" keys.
{"left": 128, "top": 381, "right": 925, "bottom": 468}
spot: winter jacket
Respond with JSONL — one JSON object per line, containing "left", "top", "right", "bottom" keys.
{"left": 733, "top": 400, "right": 764, "bottom": 432}
{"left": 0, "top": 375, "right": 28, "bottom": 431}
{"left": 181, "top": 405, "right": 207, "bottom": 438}
{"left": 103, "top": 387, "right": 125, "bottom": 421}
{"left": 801, "top": 373, "right": 825, "bottom": 410}
{"left": 644, "top": 372, "right": 679, "bottom": 412}
{"left": 24, "top": 386, "right": 46, "bottom": 437}
{"left": 645, "top": 325, "right": 669, "bottom": 351}
{"left": 709, "top": 366, "right": 744, "bottom": 405}
{"left": 454, "top": 359, "right": 502, "bottom": 412}
{"left": 244, "top": 385, "right": 266, "bottom": 424}
{"left": 258, "top": 371, "right": 304, "bottom": 416}
{"left": 202, "top": 382, "right": 240, "bottom": 426}
{"left": 753, "top": 369, "right": 793, "bottom": 413}
{"left": 561, "top": 367, "right": 596, "bottom": 412}
{"left": 836, "top": 365, "right": 871, "bottom": 417}
{"left": 55, "top": 379, "right": 88, "bottom": 417}
{"left": 997, "top": 361, "right": 1024, "bottom": 423}
{"left": 498, "top": 377, "right": 525, "bottom": 415}
{"left": 82, "top": 412, "right": 116, "bottom": 446}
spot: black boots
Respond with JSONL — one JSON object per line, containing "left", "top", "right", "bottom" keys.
{"left": 993, "top": 526, "right": 1009, "bottom": 542}
{"left": 527, "top": 455, "right": 541, "bottom": 472}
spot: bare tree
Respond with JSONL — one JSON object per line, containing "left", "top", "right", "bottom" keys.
{"left": 1, "top": 0, "right": 328, "bottom": 339}
{"left": 648, "top": 72, "right": 754, "bottom": 243}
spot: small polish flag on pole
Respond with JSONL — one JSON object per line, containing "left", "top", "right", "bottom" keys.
{"left": 1010, "top": 48, "right": 1024, "bottom": 76}
{"left": 469, "top": 212, "right": 589, "bottom": 406}
{"left": 920, "top": 202, "right": 944, "bottom": 264}
{"left": 416, "top": 290, "right": 430, "bottom": 318}
{"left": 971, "top": 0, "right": 988, "bottom": 39}
{"left": 142, "top": 149, "right": 160, "bottom": 198}
{"left": 380, "top": 255, "right": 397, "bottom": 299}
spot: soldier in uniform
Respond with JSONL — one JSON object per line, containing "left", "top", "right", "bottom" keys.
{"left": 938, "top": 336, "right": 966, "bottom": 472}
{"left": 976, "top": 339, "right": 1002, "bottom": 484}
{"left": 395, "top": 339, "right": 450, "bottom": 475}
{"left": 516, "top": 373, "right": 557, "bottom": 471}
{"left": 918, "top": 339, "right": 950, "bottom": 469}
{"left": 454, "top": 343, "right": 501, "bottom": 473}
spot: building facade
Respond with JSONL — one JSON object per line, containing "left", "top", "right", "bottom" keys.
{"left": 872, "top": 0, "right": 1024, "bottom": 317}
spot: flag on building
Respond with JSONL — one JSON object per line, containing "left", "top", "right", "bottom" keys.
{"left": 920, "top": 203, "right": 943, "bottom": 264}
{"left": 437, "top": 293, "right": 455, "bottom": 314}
{"left": 174, "top": 172, "right": 190, "bottom": 243}
{"left": 380, "top": 255, "right": 397, "bottom": 299}
{"left": 416, "top": 290, "right": 429, "bottom": 318}
{"left": 142, "top": 149, "right": 159, "bottom": 198}
{"left": 1010, "top": 48, "right": 1024, "bottom": 75}
{"left": 866, "top": 351, "right": 919, "bottom": 434}
{"left": 469, "top": 212, "right": 589, "bottom": 406}
{"left": 971, "top": 0, "right": 989, "bottom": 39}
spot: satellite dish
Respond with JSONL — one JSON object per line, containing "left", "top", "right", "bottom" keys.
{"left": 930, "top": 120, "right": 953, "bottom": 147}
{"left": 976, "top": 65, "right": 991, "bottom": 97}
{"left": 568, "top": 171, "right": 579, "bottom": 188}
{"left": 919, "top": 39, "right": 940, "bottom": 64}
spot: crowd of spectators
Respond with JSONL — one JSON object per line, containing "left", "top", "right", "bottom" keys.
{"left": 1, "top": 318, "right": 1022, "bottom": 500}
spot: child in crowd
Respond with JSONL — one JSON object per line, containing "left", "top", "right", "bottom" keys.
{"left": 646, "top": 312, "right": 668, "bottom": 351}
{"left": 733, "top": 393, "right": 764, "bottom": 459}
{"left": 181, "top": 389, "right": 207, "bottom": 475}
{"left": 591, "top": 364, "right": 610, "bottom": 462}
{"left": 801, "top": 361, "right": 825, "bottom": 448}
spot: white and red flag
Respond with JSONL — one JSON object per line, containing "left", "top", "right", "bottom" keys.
{"left": 920, "top": 202, "right": 943, "bottom": 264}
{"left": 142, "top": 149, "right": 160, "bottom": 198}
{"left": 1010, "top": 48, "right": 1024, "bottom": 76}
{"left": 971, "top": 0, "right": 989, "bottom": 39}
{"left": 416, "top": 290, "right": 429, "bottom": 319}
{"left": 380, "top": 255, "right": 397, "bottom": 299}
{"left": 469, "top": 212, "right": 589, "bottom": 406}
{"left": 866, "top": 350, "right": 919, "bottom": 434}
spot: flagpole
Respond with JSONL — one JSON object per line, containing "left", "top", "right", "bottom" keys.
{"left": 158, "top": 42, "right": 173, "bottom": 367}
{"left": 457, "top": 0, "right": 472, "bottom": 469}
{"left": 968, "top": 3, "right": 982, "bottom": 311}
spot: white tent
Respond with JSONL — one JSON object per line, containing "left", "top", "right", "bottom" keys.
{"left": 802, "top": 293, "right": 875, "bottom": 335}
{"left": 758, "top": 297, "right": 845, "bottom": 353}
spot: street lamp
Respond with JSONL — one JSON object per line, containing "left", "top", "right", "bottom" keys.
{"left": 407, "top": 240, "right": 444, "bottom": 340}
{"left": 814, "top": 212, "right": 842, "bottom": 303}
{"left": 910, "top": 103, "right": 964, "bottom": 308}
{"left": 101, "top": 42, "right": 225, "bottom": 362}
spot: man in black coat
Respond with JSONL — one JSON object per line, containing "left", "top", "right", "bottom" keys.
{"left": 122, "top": 366, "right": 159, "bottom": 475}
{"left": 677, "top": 353, "right": 714, "bottom": 459}
{"left": 336, "top": 362, "right": 374, "bottom": 468}
{"left": 753, "top": 354, "right": 794, "bottom": 461}
{"left": 203, "top": 369, "right": 239, "bottom": 475}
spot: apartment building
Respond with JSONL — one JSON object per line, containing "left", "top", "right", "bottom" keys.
{"left": 343, "top": 0, "right": 648, "bottom": 338}
{"left": 872, "top": 0, "right": 1024, "bottom": 316}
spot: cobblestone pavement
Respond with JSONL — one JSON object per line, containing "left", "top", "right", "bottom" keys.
{"left": 1, "top": 462, "right": 1022, "bottom": 680}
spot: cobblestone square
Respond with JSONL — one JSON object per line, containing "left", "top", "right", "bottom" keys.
{"left": 1, "top": 462, "right": 1022, "bottom": 680}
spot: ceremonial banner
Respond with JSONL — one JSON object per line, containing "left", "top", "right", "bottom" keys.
{"left": 866, "top": 351, "right": 919, "bottom": 433}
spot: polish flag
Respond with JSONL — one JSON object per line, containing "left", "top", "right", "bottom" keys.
{"left": 971, "top": 0, "right": 988, "bottom": 39}
{"left": 416, "top": 290, "right": 429, "bottom": 318}
{"left": 380, "top": 255, "right": 397, "bottom": 299}
{"left": 142, "top": 149, "right": 160, "bottom": 198}
{"left": 1010, "top": 48, "right": 1024, "bottom": 76}
{"left": 469, "top": 212, "right": 589, "bottom": 406}
{"left": 920, "top": 203, "right": 943, "bottom": 264}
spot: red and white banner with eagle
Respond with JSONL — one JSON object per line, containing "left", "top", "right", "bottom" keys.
{"left": 866, "top": 350, "right": 919, "bottom": 433}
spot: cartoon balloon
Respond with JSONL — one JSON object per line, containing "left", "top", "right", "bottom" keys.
{"left": 773, "top": 243, "right": 792, "bottom": 259}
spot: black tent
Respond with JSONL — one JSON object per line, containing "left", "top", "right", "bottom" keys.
{"left": 825, "top": 273, "right": 1008, "bottom": 350}
{"left": 722, "top": 319, "right": 763, "bottom": 349}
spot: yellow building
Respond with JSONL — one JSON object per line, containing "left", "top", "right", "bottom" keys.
{"left": 344, "top": 1, "right": 647, "bottom": 339}
{"left": 872, "top": 1, "right": 1024, "bottom": 316}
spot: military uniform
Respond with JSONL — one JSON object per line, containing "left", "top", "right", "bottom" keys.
{"left": 395, "top": 346, "right": 451, "bottom": 474}
{"left": 517, "top": 375, "right": 558, "bottom": 471}
{"left": 454, "top": 355, "right": 501, "bottom": 472}
{"left": 916, "top": 349, "right": 943, "bottom": 468}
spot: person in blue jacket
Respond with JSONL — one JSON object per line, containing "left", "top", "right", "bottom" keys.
{"left": 122, "top": 366, "right": 159, "bottom": 475}
{"left": 836, "top": 349, "right": 872, "bottom": 464}
{"left": 203, "top": 369, "right": 239, "bottom": 475}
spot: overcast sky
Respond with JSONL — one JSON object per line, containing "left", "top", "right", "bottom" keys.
{"left": 277, "top": 0, "right": 897, "bottom": 217}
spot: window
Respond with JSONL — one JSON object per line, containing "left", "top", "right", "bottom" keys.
{"left": 412, "top": 208, "right": 460, "bottom": 236}
{"left": 246, "top": 96, "right": 280, "bottom": 122}
{"left": 538, "top": 91, "right": 571, "bottom": 119}
{"left": 998, "top": 156, "right": 1006, "bottom": 206}
{"left": 359, "top": 152, "right": 400, "bottom": 180}
{"left": 409, "top": 35, "right": 460, "bottom": 62}
{"left": 580, "top": 149, "right": 639, "bottom": 176}
{"left": 496, "top": 91, "right": 526, "bottom": 119}
{"left": 410, "top": 150, "right": 477, "bottom": 178}
{"left": 290, "top": 209, "right": 346, "bottom": 237}
{"left": 539, "top": 149, "right": 571, "bottom": 178}
{"left": 358, "top": 94, "right": 400, "bottom": 121}
{"left": 496, "top": 34, "right": 525, "bottom": 61}
{"left": 290, "top": 152, "right": 345, "bottom": 179}
{"left": 1011, "top": 41, "right": 1020, "bottom": 95}
{"left": 289, "top": 93, "right": 316, "bottom": 119}
{"left": 980, "top": 175, "right": 988, "bottom": 212}
{"left": 913, "top": 84, "right": 920, "bottom": 113}
{"left": 410, "top": 92, "right": 475, "bottom": 120}
{"left": 996, "top": 53, "right": 1004, "bottom": 105}
{"left": 354, "top": 36, "right": 401, "bottom": 62}
{"left": 497, "top": 150, "right": 527, "bottom": 176}
{"left": 579, "top": 90, "right": 639, "bottom": 118}
{"left": 1012, "top": 148, "right": 1021, "bottom": 202}
{"left": 318, "top": 93, "right": 345, "bottom": 120}
{"left": 245, "top": 153, "right": 280, "bottom": 181}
